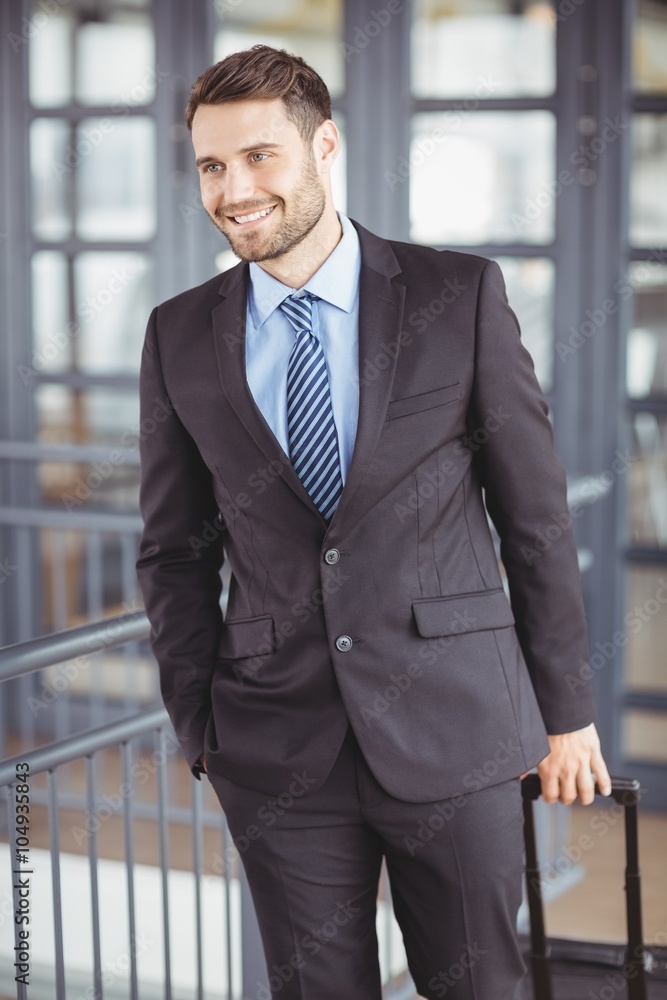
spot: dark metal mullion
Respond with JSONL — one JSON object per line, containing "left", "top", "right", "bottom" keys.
{"left": 623, "top": 691, "right": 667, "bottom": 712}
{"left": 412, "top": 96, "right": 559, "bottom": 113}
{"left": 34, "top": 372, "right": 139, "bottom": 388}
{"left": 28, "top": 103, "right": 156, "bottom": 122}
{"left": 628, "top": 246, "right": 667, "bottom": 262}
{"left": 155, "top": 0, "right": 219, "bottom": 299}
{"left": 626, "top": 396, "right": 667, "bottom": 413}
{"left": 633, "top": 94, "right": 667, "bottom": 113}
{"left": 551, "top": 0, "right": 586, "bottom": 470}
{"left": 624, "top": 546, "right": 667, "bottom": 564}
{"left": 31, "top": 239, "right": 156, "bottom": 253}
{"left": 379, "top": 0, "right": 410, "bottom": 241}
{"left": 617, "top": 0, "right": 656, "bottom": 783}
{"left": 571, "top": 0, "right": 633, "bottom": 772}
{"left": 1, "top": 0, "right": 42, "bottom": 649}
{"left": 344, "top": 0, "right": 410, "bottom": 240}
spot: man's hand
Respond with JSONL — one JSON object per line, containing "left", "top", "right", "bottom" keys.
{"left": 521, "top": 722, "right": 611, "bottom": 805}
{"left": 199, "top": 753, "right": 207, "bottom": 773}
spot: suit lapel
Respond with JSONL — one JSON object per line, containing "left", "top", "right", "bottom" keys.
{"left": 211, "top": 218, "right": 407, "bottom": 533}
{"left": 328, "top": 226, "right": 406, "bottom": 532}
{"left": 211, "top": 264, "right": 316, "bottom": 514}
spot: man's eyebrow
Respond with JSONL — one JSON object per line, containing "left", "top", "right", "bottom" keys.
{"left": 195, "top": 142, "right": 283, "bottom": 168}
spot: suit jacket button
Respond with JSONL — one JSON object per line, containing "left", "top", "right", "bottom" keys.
{"left": 324, "top": 548, "right": 340, "bottom": 564}
{"left": 335, "top": 635, "right": 353, "bottom": 652}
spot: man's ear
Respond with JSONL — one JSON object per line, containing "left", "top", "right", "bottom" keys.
{"left": 313, "top": 119, "right": 340, "bottom": 172}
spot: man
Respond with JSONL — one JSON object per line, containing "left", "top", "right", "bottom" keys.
{"left": 136, "top": 44, "right": 611, "bottom": 1000}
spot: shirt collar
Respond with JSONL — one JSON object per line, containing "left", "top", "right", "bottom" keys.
{"left": 248, "top": 211, "right": 361, "bottom": 330}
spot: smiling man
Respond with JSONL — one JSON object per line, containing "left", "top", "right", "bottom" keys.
{"left": 136, "top": 45, "right": 611, "bottom": 1000}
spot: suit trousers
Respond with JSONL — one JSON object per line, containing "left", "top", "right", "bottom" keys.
{"left": 205, "top": 723, "right": 527, "bottom": 1000}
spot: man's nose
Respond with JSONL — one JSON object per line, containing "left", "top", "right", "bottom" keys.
{"left": 223, "top": 165, "right": 256, "bottom": 209}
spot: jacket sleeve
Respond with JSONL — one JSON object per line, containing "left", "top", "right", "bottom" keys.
{"left": 136, "top": 306, "right": 225, "bottom": 779}
{"left": 470, "top": 260, "right": 596, "bottom": 735}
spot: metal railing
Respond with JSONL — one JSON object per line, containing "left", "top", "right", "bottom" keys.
{"left": 0, "top": 612, "right": 416, "bottom": 1000}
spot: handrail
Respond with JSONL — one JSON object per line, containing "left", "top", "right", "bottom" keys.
{"left": 0, "top": 609, "right": 150, "bottom": 682}
{"left": 0, "top": 440, "right": 140, "bottom": 464}
{"left": 0, "top": 505, "right": 144, "bottom": 530}
{"left": 0, "top": 704, "right": 169, "bottom": 786}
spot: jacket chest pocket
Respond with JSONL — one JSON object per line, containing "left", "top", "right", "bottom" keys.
{"left": 386, "top": 381, "right": 462, "bottom": 421}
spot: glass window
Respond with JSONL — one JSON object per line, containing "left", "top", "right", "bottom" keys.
{"left": 623, "top": 709, "right": 667, "bottom": 762}
{"left": 36, "top": 383, "right": 142, "bottom": 512}
{"left": 39, "top": 456, "right": 141, "bottom": 512}
{"left": 72, "top": 253, "right": 153, "bottom": 374}
{"left": 622, "top": 566, "right": 667, "bottom": 761}
{"left": 634, "top": 0, "right": 667, "bottom": 95}
{"left": 76, "top": 117, "right": 156, "bottom": 241}
{"left": 630, "top": 115, "right": 667, "bottom": 247}
{"left": 29, "top": 9, "right": 72, "bottom": 108}
{"left": 32, "top": 252, "right": 152, "bottom": 378}
{"left": 624, "top": 566, "right": 667, "bottom": 690}
{"left": 494, "top": 258, "right": 555, "bottom": 392}
{"left": 29, "top": 4, "right": 155, "bottom": 109}
{"left": 36, "top": 386, "right": 141, "bottom": 448}
{"left": 75, "top": 13, "right": 155, "bottom": 106}
{"left": 31, "top": 119, "right": 73, "bottom": 240}
{"left": 213, "top": 0, "right": 345, "bottom": 99}
{"left": 409, "top": 112, "right": 556, "bottom": 245}
{"left": 31, "top": 253, "right": 71, "bottom": 375}
{"left": 412, "top": 0, "right": 555, "bottom": 99}
{"left": 626, "top": 263, "right": 667, "bottom": 398}
{"left": 627, "top": 413, "right": 667, "bottom": 548}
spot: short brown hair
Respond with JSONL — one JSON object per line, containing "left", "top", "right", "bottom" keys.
{"left": 185, "top": 44, "right": 332, "bottom": 144}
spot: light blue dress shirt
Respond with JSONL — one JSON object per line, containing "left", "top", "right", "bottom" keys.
{"left": 245, "top": 211, "right": 361, "bottom": 485}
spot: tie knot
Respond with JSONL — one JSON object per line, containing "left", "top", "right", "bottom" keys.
{"left": 279, "top": 292, "right": 318, "bottom": 334}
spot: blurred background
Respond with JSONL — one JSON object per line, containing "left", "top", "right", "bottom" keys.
{"left": 0, "top": 1, "right": 666, "bottom": 997}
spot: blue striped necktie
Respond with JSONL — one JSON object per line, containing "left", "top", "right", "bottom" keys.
{"left": 279, "top": 292, "right": 343, "bottom": 522}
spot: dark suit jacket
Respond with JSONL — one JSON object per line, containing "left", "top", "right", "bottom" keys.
{"left": 136, "top": 217, "right": 596, "bottom": 803}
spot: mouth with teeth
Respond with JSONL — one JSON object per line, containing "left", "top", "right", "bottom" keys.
{"left": 227, "top": 204, "right": 277, "bottom": 228}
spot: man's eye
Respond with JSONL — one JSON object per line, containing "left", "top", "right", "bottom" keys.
{"left": 205, "top": 164, "right": 221, "bottom": 173}
{"left": 251, "top": 153, "right": 268, "bottom": 162}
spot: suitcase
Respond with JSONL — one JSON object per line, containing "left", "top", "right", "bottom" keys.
{"left": 520, "top": 773, "right": 667, "bottom": 999}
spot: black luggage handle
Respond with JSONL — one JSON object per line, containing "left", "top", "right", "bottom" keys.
{"left": 520, "top": 774, "right": 646, "bottom": 1000}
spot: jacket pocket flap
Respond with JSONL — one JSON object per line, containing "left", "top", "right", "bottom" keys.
{"left": 218, "top": 614, "right": 276, "bottom": 659}
{"left": 386, "top": 381, "right": 461, "bottom": 420}
{"left": 412, "top": 589, "right": 515, "bottom": 638}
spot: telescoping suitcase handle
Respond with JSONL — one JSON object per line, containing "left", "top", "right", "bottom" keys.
{"left": 521, "top": 774, "right": 647, "bottom": 1000}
